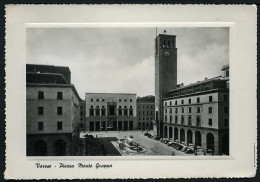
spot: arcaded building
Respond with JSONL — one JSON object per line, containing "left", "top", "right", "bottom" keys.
{"left": 163, "top": 66, "right": 229, "bottom": 155}
{"left": 137, "top": 96, "right": 155, "bottom": 130}
{"left": 154, "top": 33, "right": 229, "bottom": 155}
{"left": 26, "top": 64, "right": 81, "bottom": 156}
{"left": 85, "top": 93, "right": 137, "bottom": 131}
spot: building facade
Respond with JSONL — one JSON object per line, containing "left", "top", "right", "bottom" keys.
{"left": 137, "top": 96, "right": 155, "bottom": 130}
{"left": 155, "top": 34, "right": 178, "bottom": 137}
{"left": 79, "top": 101, "right": 86, "bottom": 131}
{"left": 85, "top": 93, "right": 137, "bottom": 131}
{"left": 26, "top": 64, "right": 81, "bottom": 156}
{"left": 162, "top": 66, "right": 229, "bottom": 155}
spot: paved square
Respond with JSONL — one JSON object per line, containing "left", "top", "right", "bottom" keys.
{"left": 81, "top": 131, "right": 193, "bottom": 156}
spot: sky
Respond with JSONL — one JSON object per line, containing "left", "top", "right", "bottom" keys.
{"left": 27, "top": 27, "right": 229, "bottom": 99}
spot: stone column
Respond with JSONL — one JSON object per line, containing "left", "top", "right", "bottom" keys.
{"left": 202, "top": 131, "right": 207, "bottom": 153}
{"left": 192, "top": 130, "right": 196, "bottom": 146}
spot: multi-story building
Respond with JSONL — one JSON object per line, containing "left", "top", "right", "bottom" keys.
{"left": 137, "top": 96, "right": 155, "bottom": 130}
{"left": 85, "top": 93, "right": 137, "bottom": 131}
{"left": 163, "top": 65, "right": 229, "bottom": 155}
{"left": 26, "top": 64, "right": 81, "bottom": 156}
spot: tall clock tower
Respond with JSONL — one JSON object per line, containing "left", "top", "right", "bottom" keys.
{"left": 154, "top": 34, "right": 177, "bottom": 137}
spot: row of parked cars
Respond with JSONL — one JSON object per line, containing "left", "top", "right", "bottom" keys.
{"left": 144, "top": 133, "right": 195, "bottom": 154}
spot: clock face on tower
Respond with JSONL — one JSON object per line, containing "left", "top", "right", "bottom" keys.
{"left": 164, "top": 51, "right": 170, "bottom": 57}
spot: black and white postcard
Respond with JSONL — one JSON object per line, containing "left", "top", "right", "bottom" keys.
{"left": 5, "top": 5, "right": 257, "bottom": 179}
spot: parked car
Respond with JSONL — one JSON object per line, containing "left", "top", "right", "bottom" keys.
{"left": 185, "top": 148, "right": 195, "bottom": 154}
{"left": 144, "top": 132, "right": 149, "bottom": 136}
{"left": 167, "top": 141, "right": 174, "bottom": 146}
{"left": 182, "top": 146, "right": 188, "bottom": 152}
{"left": 148, "top": 134, "right": 153, "bottom": 138}
{"left": 154, "top": 136, "right": 161, "bottom": 140}
{"left": 164, "top": 139, "right": 170, "bottom": 144}
{"left": 174, "top": 143, "right": 183, "bottom": 150}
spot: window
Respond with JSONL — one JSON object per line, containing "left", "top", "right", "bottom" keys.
{"left": 80, "top": 106, "right": 83, "bottom": 109}
{"left": 96, "top": 99, "right": 99, "bottom": 102}
{"left": 102, "top": 99, "right": 105, "bottom": 102}
{"left": 196, "top": 116, "right": 201, "bottom": 126}
{"left": 175, "top": 116, "right": 178, "bottom": 123}
{"left": 38, "top": 122, "right": 43, "bottom": 131}
{"left": 170, "top": 108, "right": 172, "bottom": 113}
{"left": 57, "top": 122, "right": 63, "bottom": 130}
{"left": 38, "top": 91, "right": 44, "bottom": 100}
{"left": 175, "top": 100, "right": 178, "bottom": 105}
{"left": 129, "top": 109, "right": 133, "bottom": 116}
{"left": 138, "top": 111, "right": 141, "bottom": 115}
{"left": 124, "top": 108, "right": 128, "bottom": 116}
{"left": 224, "top": 95, "right": 228, "bottom": 102}
{"left": 170, "top": 101, "right": 172, "bottom": 105}
{"left": 165, "top": 115, "right": 167, "bottom": 122}
{"left": 165, "top": 109, "right": 167, "bottom": 113}
{"left": 80, "top": 123, "right": 83, "bottom": 128}
{"left": 197, "top": 97, "right": 200, "bottom": 103}
{"left": 181, "top": 107, "right": 184, "bottom": 113}
{"left": 129, "top": 106, "right": 133, "bottom": 116}
{"left": 181, "top": 100, "right": 184, "bottom": 104}
{"left": 188, "top": 115, "right": 192, "bottom": 125}
{"left": 130, "top": 99, "right": 132, "bottom": 102}
{"left": 38, "top": 107, "right": 44, "bottom": 115}
{"left": 208, "top": 119, "right": 212, "bottom": 126}
{"left": 125, "top": 99, "right": 127, "bottom": 102}
{"left": 96, "top": 107, "right": 100, "bottom": 116}
{"left": 165, "top": 102, "right": 167, "bottom": 106}
{"left": 57, "top": 107, "right": 62, "bottom": 115}
{"left": 170, "top": 115, "right": 172, "bottom": 123}
{"left": 80, "top": 118, "right": 83, "bottom": 121}
{"left": 209, "top": 96, "right": 213, "bottom": 102}
{"left": 188, "top": 99, "right": 191, "bottom": 104}
{"left": 90, "top": 99, "right": 93, "bottom": 102}
{"left": 175, "top": 108, "right": 178, "bottom": 114}
{"left": 119, "top": 99, "right": 121, "bottom": 102}
{"left": 57, "top": 92, "right": 63, "bottom": 100}
{"left": 208, "top": 107, "right": 212, "bottom": 113}
{"left": 101, "top": 108, "right": 106, "bottom": 116}
{"left": 224, "top": 119, "right": 229, "bottom": 126}
{"left": 188, "top": 107, "right": 192, "bottom": 113}
{"left": 90, "top": 108, "right": 94, "bottom": 116}
{"left": 118, "top": 107, "right": 122, "bottom": 116}
{"left": 224, "top": 107, "right": 229, "bottom": 114}
{"left": 181, "top": 115, "right": 184, "bottom": 124}
{"left": 143, "top": 111, "right": 145, "bottom": 115}
{"left": 197, "top": 107, "right": 200, "bottom": 113}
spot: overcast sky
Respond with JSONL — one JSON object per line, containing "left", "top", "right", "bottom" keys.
{"left": 27, "top": 27, "right": 229, "bottom": 99}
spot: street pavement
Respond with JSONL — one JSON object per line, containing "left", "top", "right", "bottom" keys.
{"left": 80, "top": 130, "right": 193, "bottom": 156}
